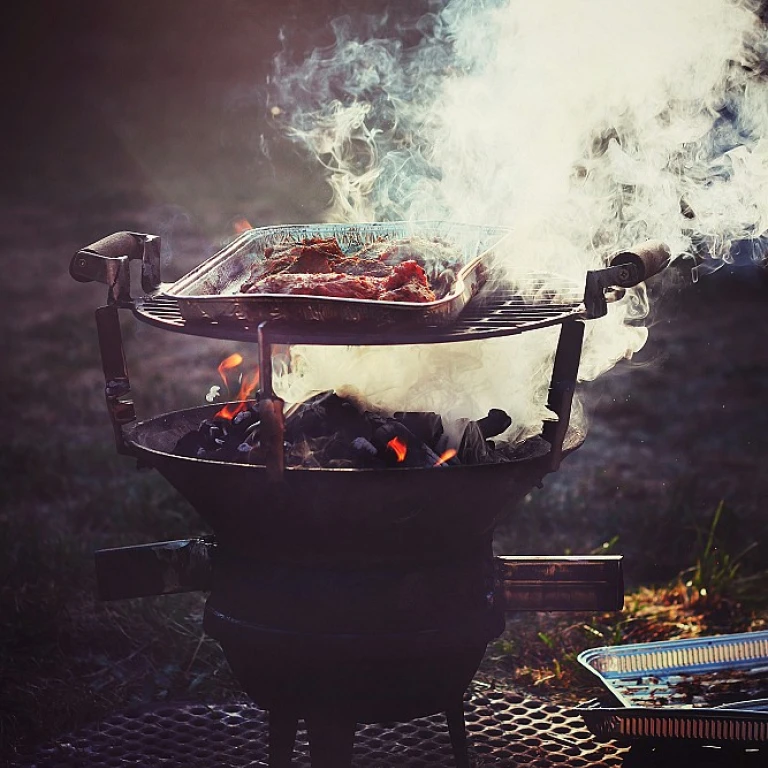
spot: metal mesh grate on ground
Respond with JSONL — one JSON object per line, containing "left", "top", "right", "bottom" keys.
{"left": 13, "top": 688, "right": 627, "bottom": 767}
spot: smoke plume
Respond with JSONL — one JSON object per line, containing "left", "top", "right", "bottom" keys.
{"left": 266, "top": 0, "right": 768, "bottom": 442}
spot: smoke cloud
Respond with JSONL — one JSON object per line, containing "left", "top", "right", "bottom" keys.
{"left": 266, "top": 0, "right": 768, "bottom": 442}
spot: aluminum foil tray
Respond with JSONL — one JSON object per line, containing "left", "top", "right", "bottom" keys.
{"left": 163, "top": 221, "right": 510, "bottom": 328}
{"left": 575, "top": 630, "right": 768, "bottom": 746}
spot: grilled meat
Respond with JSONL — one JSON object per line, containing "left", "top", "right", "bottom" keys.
{"left": 240, "top": 236, "right": 448, "bottom": 303}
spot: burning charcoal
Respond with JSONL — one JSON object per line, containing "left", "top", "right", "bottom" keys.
{"left": 351, "top": 437, "right": 378, "bottom": 457}
{"left": 198, "top": 419, "right": 226, "bottom": 446}
{"left": 284, "top": 391, "right": 372, "bottom": 443}
{"left": 173, "top": 390, "right": 523, "bottom": 469}
{"left": 233, "top": 409, "right": 254, "bottom": 427}
{"left": 371, "top": 422, "right": 442, "bottom": 468}
{"left": 476, "top": 408, "right": 512, "bottom": 439}
{"left": 350, "top": 437, "right": 386, "bottom": 468}
{"left": 236, "top": 442, "right": 255, "bottom": 461}
{"left": 210, "top": 434, "right": 251, "bottom": 462}
{"left": 393, "top": 411, "right": 444, "bottom": 447}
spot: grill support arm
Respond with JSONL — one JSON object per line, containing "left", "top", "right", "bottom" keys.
{"left": 542, "top": 320, "right": 585, "bottom": 470}
{"left": 94, "top": 540, "right": 622, "bottom": 615}
{"left": 95, "top": 537, "right": 216, "bottom": 601}
{"left": 496, "top": 555, "right": 624, "bottom": 612}
{"left": 95, "top": 304, "right": 136, "bottom": 455}
{"left": 258, "top": 322, "right": 285, "bottom": 481}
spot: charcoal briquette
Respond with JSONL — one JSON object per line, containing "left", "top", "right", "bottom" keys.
{"left": 477, "top": 408, "right": 512, "bottom": 439}
{"left": 233, "top": 410, "right": 253, "bottom": 426}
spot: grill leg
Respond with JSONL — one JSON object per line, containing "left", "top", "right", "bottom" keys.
{"left": 268, "top": 709, "right": 298, "bottom": 768}
{"left": 305, "top": 711, "right": 355, "bottom": 768}
{"left": 446, "top": 701, "right": 470, "bottom": 768}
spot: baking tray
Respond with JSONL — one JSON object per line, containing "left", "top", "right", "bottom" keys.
{"left": 574, "top": 630, "right": 768, "bottom": 746}
{"left": 163, "top": 221, "right": 511, "bottom": 327}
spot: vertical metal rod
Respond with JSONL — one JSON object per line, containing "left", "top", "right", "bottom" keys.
{"left": 95, "top": 304, "right": 136, "bottom": 455}
{"left": 257, "top": 322, "right": 275, "bottom": 401}
{"left": 542, "top": 320, "right": 585, "bottom": 471}
{"left": 258, "top": 322, "right": 285, "bottom": 480}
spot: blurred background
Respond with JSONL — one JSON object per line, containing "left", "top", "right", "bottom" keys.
{"left": 1, "top": 0, "right": 767, "bottom": 759}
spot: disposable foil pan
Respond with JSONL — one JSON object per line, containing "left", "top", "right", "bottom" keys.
{"left": 163, "top": 221, "right": 510, "bottom": 327}
{"left": 574, "top": 630, "right": 768, "bottom": 746}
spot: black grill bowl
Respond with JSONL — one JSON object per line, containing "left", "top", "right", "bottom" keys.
{"left": 123, "top": 403, "right": 584, "bottom": 561}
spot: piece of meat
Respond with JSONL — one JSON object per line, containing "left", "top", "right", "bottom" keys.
{"left": 265, "top": 237, "right": 345, "bottom": 262}
{"left": 379, "top": 260, "right": 436, "bottom": 302}
{"left": 383, "top": 260, "right": 430, "bottom": 290}
{"left": 380, "top": 280, "right": 436, "bottom": 303}
{"left": 241, "top": 238, "right": 344, "bottom": 290}
{"left": 331, "top": 257, "right": 393, "bottom": 277}
{"left": 284, "top": 250, "right": 334, "bottom": 274}
{"left": 246, "top": 272, "right": 383, "bottom": 300}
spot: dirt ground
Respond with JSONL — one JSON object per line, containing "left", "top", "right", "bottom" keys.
{"left": 2, "top": 0, "right": 768, "bottom": 760}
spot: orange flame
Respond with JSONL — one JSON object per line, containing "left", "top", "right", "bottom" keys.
{"left": 433, "top": 448, "right": 457, "bottom": 467}
{"left": 215, "top": 368, "right": 260, "bottom": 421}
{"left": 387, "top": 436, "right": 408, "bottom": 463}
{"left": 213, "top": 353, "right": 259, "bottom": 421}
{"left": 217, "top": 353, "right": 243, "bottom": 388}
{"left": 233, "top": 218, "right": 253, "bottom": 234}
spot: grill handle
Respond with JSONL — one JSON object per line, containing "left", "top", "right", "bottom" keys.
{"left": 610, "top": 240, "right": 670, "bottom": 285}
{"left": 93, "top": 543, "right": 623, "bottom": 614}
{"left": 95, "top": 537, "right": 215, "bottom": 601}
{"left": 496, "top": 555, "right": 623, "bottom": 612}
{"left": 584, "top": 241, "right": 670, "bottom": 318}
{"left": 70, "top": 231, "right": 162, "bottom": 305}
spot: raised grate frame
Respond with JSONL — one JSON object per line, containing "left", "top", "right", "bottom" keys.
{"left": 133, "top": 286, "right": 586, "bottom": 346}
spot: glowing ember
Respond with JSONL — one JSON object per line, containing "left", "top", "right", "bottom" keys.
{"left": 434, "top": 448, "right": 457, "bottom": 467}
{"left": 233, "top": 218, "right": 253, "bottom": 234}
{"left": 386, "top": 436, "right": 408, "bottom": 463}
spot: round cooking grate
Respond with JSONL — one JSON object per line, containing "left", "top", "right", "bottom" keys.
{"left": 133, "top": 285, "right": 584, "bottom": 346}
{"left": 13, "top": 688, "right": 626, "bottom": 767}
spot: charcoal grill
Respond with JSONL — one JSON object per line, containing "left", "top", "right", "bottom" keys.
{"left": 70, "top": 223, "right": 668, "bottom": 768}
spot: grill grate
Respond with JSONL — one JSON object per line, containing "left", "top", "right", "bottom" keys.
{"left": 12, "top": 689, "right": 626, "bottom": 768}
{"left": 134, "top": 283, "right": 585, "bottom": 346}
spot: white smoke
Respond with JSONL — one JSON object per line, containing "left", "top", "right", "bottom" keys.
{"left": 266, "top": 0, "right": 768, "bottom": 441}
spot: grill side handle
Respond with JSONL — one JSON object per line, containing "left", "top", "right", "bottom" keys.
{"left": 95, "top": 537, "right": 215, "bottom": 601}
{"left": 584, "top": 241, "right": 670, "bottom": 318}
{"left": 70, "top": 231, "right": 162, "bottom": 305}
{"left": 495, "top": 555, "right": 624, "bottom": 612}
{"left": 611, "top": 240, "right": 670, "bottom": 284}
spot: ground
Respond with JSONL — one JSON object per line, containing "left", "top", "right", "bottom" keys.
{"left": 1, "top": 1, "right": 768, "bottom": 761}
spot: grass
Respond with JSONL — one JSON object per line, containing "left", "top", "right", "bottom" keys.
{"left": 0, "top": 454, "right": 242, "bottom": 757}
{"left": 482, "top": 500, "right": 768, "bottom": 701}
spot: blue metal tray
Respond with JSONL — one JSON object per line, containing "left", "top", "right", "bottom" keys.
{"left": 574, "top": 630, "right": 768, "bottom": 745}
